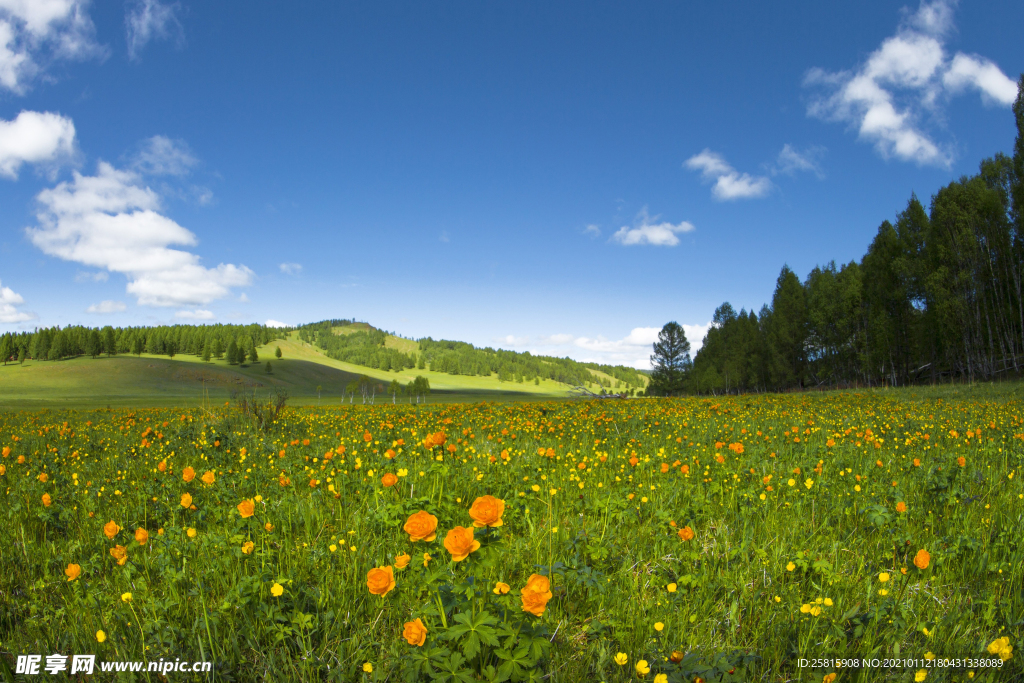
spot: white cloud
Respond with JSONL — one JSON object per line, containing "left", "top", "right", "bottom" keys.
{"left": 0, "top": 110, "right": 75, "bottom": 179}
{"left": 279, "top": 262, "right": 302, "bottom": 275}
{"left": 773, "top": 144, "right": 826, "bottom": 178}
{"left": 0, "top": 0, "right": 104, "bottom": 94}
{"left": 265, "top": 319, "right": 289, "bottom": 328}
{"left": 494, "top": 323, "right": 712, "bottom": 370}
{"left": 74, "top": 269, "right": 107, "bottom": 282}
{"left": 583, "top": 224, "right": 601, "bottom": 238}
{"left": 26, "top": 161, "right": 253, "bottom": 308}
{"left": 804, "top": 0, "right": 1017, "bottom": 167}
{"left": 238, "top": 292, "right": 249, "bottom": 302}
{"left": 685, "top": 149, "right": 772, "bottom": 200}
{"left": 175, "top": 308, "right": 213, "bottom": 320}
{"left": 0, "top": 280, "right": 34, "bottom": 322}
{"left": 611, "top": 209, "right": 695, "bottom": 247}
{"left": 131, "top": 135, "right": 196, "bottom": 176}
{"left": 86, "top": 299, "right": 125, "bottom": 314}
{"left": 125, "top": 0, "right": 182, "bottom": 61}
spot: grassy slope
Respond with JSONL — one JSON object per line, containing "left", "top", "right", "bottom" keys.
{"left": 0, "top": 333, "right": 574, "bottom": 410}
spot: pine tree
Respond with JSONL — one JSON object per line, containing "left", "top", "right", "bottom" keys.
{"left": 103, "top": 327, "right": 116, "bottom": 356}
{"left": 648, "top": 322, "right": 691, "bottom": 396}
{"left": 213, "top": 338, "right": 224, "bottom": 359}
{"left": 202, "top": 342, "right": 211, "bottom": 362}
{"left": 226, "top": 339, "right": 238, "bottom": 365}
{"left": 250, "top": 346, "right": 258, "bottom": 363}
{"left": 275, "top": 346, "right": 282, "bottom": 359}
{"left": 265, "top": 361, "right": 272, "bottom": 374}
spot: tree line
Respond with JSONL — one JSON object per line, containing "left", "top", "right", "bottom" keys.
{"left": 0, "top": 323, "right": 287, "bottom": 366}
{"left": 649, "top": 75, "right": 1024, "bottom": 395}
{"left": 297, "top": 321, "right": 648, "bottom": 390}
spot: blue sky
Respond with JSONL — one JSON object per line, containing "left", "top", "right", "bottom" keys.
{"left": 0, "top": 0, "right": 1021, "bottom": 368}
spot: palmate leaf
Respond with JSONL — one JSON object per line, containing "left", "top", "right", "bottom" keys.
{"left": 447, "top": 610, "right": 501, "bottom": 659}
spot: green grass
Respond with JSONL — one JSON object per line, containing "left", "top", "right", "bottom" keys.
{"left": 0, "top": 334, "right": 575, "bottom": 410}
{"left": 1, "top": 388, "right": 1021, "bottom": 681}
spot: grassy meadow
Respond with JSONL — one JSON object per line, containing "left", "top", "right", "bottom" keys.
{"left": 1, "top": 387, "right": 1021, "bottom": 681}
{"left": 0, "top": 334, "right": 574, "bottom": 411}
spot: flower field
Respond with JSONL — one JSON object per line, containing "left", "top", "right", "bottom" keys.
{"left": 1, "top": 391, "right": 1021, "bottom": 682}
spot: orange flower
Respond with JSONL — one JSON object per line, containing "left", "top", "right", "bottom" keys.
{"left": 629, "top": 455, "right": 639, "bottom": 467}
{"left": 157, "top": 460, "right": 167, "bottom": 472}
{"left": 182, "top": 466, "right": 195, "bottom": 483}
{"left": 493, "top": 581, "right": 511, "bottom": 594}
{"left": 134, "top": 528, "right": 149, "bottom": 545}
{"left": 957, "top": 456, "right": 966, "bottom": 467}
{"left": 201, "top": 471, "right": 215, "bottom": 485}
{"left": 1, "top": 446, "right": 9, "bottom": 457}
{"left": 715, "top": 454, "right": 726, "bottom": 464}
{"left": 443, "top": 526, "right": 481, "bottom": 561}
{"left": 37, "top": 472, "right": 48, "bottom": 483}
{"left": 180, "top": 493, "right": 193, "bottom": 508}
{"left": 65, "top": 563, "right": 81, "bottom": 581}
{"left": 680, "top": 464, "right": 690, "bottom": 475}
{"left": 678, "top": 526, "right": 695, "bottom": 541}
{"left": 402, "top": 618, "right": 427, "bottom": 646}
{"left": 469, "top": 495, "right": 505, "bottom": 528}
{"left": 103, "top": 520, "right": 120, "bottom": 539}
{"left": 670, "top": 651, "right": 684, "bottom": 663}
{"left": 660, "top": 463, "right": 670, "bottom": 474}
{"left": 395, "top": 553, "right": 411, "bottom": 569}
{"left": 520, "top": 574, "right": 552, "bottom": 616}
{"left": 238, "top": 499, "right": 255, "bottom": 518}
{"left": 41, "top": 493, "right": 52, "bottom": 507}
{"left": 363, "top": 431, "right": 373, "bottom": 442}
{"left": 404, "top": 510, "right": 438, "bottom": 542}
{"left": 366, "top": 566, "right": 396, "bottom": 597}
{"left": 381, "top": 473, "right": 398, "bottom": 488}
{"left": 242, "top": 541, "right": 255, "bottom": 554}
{"left": 914, "top": 548, "right": 930, "bottom": 570}
{"left": 913, "top": 458, "right": 921, "bottom": 467}
{"left": 896, "top": 502, "right": 907, "bottom": 513}
{"left": 110, "top": 545, "right": 127, "bottom": 566}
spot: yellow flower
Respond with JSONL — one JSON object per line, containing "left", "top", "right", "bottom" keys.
{"left": 362, "top": 663, "right": 373, "bottom": 673}
{"left": 655, "top": 675, "right": 668, "bottom": 683}
{"left": 987, "top": 637, "right": 1013, "bottom": 661}
{"left": 493, "top": 581, "right": 510, "bottom": 595}
{"left": 423, "top": 552, "right": 432, "bottom": 567}
{"left": 879, "top": 572, "right": 890, "bottom": 583}
{"left": 879, "top": 589, "right": 889, "bottom": 596}
{"left": 242, "top": 541, "right": 255, "bottom": 554}
{"left": 804, "top": 478, "right": 813, "bottom": 489}
{"left": 800, "top": 604, "right": 811, "bottom": 613}
{"left": 329, "top": 544, "right": 337, "bottom": 552}
{"left": 96, "top": 630, "right": 106, "bottom": 643}
{"left": 271, "top": 582, "right": 284, "bottom": 597}
{"left": 65, "top": 563, "right": 82, "bottom": 581}
{"left": 654, "top": 622, "right": 664, "bottom": 632}
{"left": 915, "top": 670, "right": 927, "bottom": 682}
{"left": 787, "top": 478, "right": 796, "bottom": 487}
{"left": 635, "top": 659, "right": 651, "bottom": 676}
{"left": 121, "top": 592, "right": 132, "bottom": 603}
{"left": 823, "top": 598, "right": 833, "bottom": 606}
{"left": 786, "top": 562, "right": 796, "bottom": 571}
{"left": 667, "top": 583, "right": 677, "bottom": 593}
{"left": 924, "top": 652, "right": 935, "bottom": 661}
{"left": 613, "top": 652, "right": 627, "bottom": 666}
{"left": 187, "top": 527, "right": 197, "bottom": 538}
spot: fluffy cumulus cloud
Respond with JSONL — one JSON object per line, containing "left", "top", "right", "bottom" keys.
{"left": 26, "top": 161, "right": 253, "bottom": 310}
{"left": 495, "top": 323, "right": 712, "bottom": 369}
{"left": 804, "top": 0, "right": 1017, "bottom": 167}
{"left": 0, "top": 280, "right": 34, "bottom": 323}
{"left": 86, "top": 299, "right": 125, "bottom": 314}
{"left": 611, "top": 209, "right": 694, "bottom": 247}
{"left": 125, "top": 0, "right": 182, "bottom": 61}
{"left": 684, "top": 150, "right": 772, "bottom": 201}
{"left": 264, "top": 319, "right": 289, "bottom": 328}
{"left": 0, "top": 0, "right": 104, "bottom": 94}
{"left": 0, "top": 110, "right": 76, "bottom": 179}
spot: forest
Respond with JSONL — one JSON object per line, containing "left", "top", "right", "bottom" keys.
{"left": 298, "top": 320, "right": 648, "bottom": 390}
{"left": 666, "top": 76, "right": 1024, "bottom": 395}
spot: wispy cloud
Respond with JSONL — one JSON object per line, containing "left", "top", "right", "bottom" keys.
{"left": 175, "top": 308, "right": 213, "bottom": 320}
{"left": 0, "top": 0, "right": 105, "bottom": 94}
{"left": 131, "top": 135, "right": 196, "bottom": 176}
{"left": 125, "top": 0, "right": 183, "bottom": 61}
{"left": 611, "top": 209, "right": 694, "bottom": 247}
{"left": 75, "top": 270, "right": 108, "bottom": 282}
{"left": 0, "top": 111, "right": 76, "bottom": 179}
{"left": 804, "top": 0, "right": 1017, "bottom": 167}
{"left": 27, "top": 161, "right": 253, "bottom": 308}
{"left": 772, "top": 144, "right": 826, "bottom": 178}
{"left": 0, "top": 280, "right": 34, "bottom": 323}
{"left": 279, "top": 262, "right": 302, "bottom": 275}
{"left": 86, "top": 300, "right": 125, "bottom": 314}
{"left": 495, "top": 323, "right": 712, "bottom": 369}
{"left": 685, "top": 149, "right": 772, "bottom": 201}
{"left": 583, "top": 224, "right": 601, "bottom": 238}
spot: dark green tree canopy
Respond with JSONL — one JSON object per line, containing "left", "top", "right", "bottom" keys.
{"left": 648, "top": 321, "right": 691, "bottom": 396}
